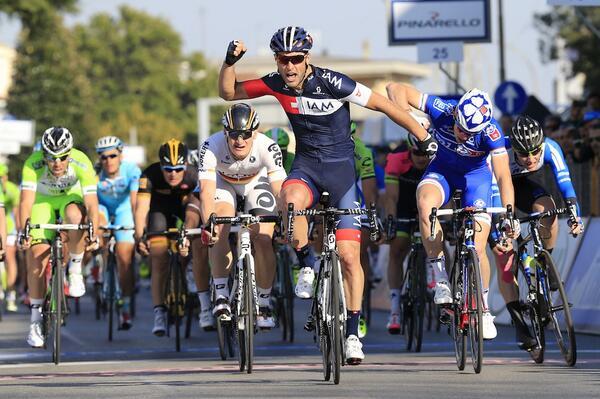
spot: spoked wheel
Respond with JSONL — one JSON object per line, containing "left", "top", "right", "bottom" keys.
{"left": 465, "top": 248, "right": 483, "bottom": 374}
{"left": 412, "top": 250, "right": 427, "bottom": 353}
{"left": 329, "top": 253, "right": 344, "bottom": 385}
{"left": 450, "top": 262, "right": 466, "bottom": 371}
{"left": 516, "top": 261, "right": 545, "bottom": 363}
{"left": 538, "top": 251, "right": 576, "bottom": 366}
{"left": 243, "top": 254, "right": 255, "bottom": 374}
{"left": 52, "top": 263, "right": 63, "bottom": 365}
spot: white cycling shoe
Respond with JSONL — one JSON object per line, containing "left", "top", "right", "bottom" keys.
{"left": 345, "top": 334, "right": 365, "bottom": 365}
{"left": 199, "top": 309, "right": 215, "bottom": 331}
{"left": 152, "top": 308, "right": 167, "bottom": 336}
{"left": 295, "top": 267, "right": 314, "bottom": 299}
{"left": 67, "top": 273, "right": 86, "bottom": 298}
{"left": 257, "top": 307, "right": 276, "bottom": 329}
{"left": 434, "top": 281, "right": 452, "bottom": 305}
{"left": 27, "top": 321, "right": 45, "bottom": 348}
{"left": 482, "top": 311, "right": 498, "bottom": 340}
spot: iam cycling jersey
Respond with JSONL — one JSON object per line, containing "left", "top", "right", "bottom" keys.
{"left": 242, "top": 65, "right": 372, "bottom": 160}
{"left": 417, "top": 94, "right": 506, "bottom": 210}
{"left": 197, "top": 132, "right": 286, "bottom": 184}
{"left": 97, "top": 161, "right": 141, "bottom": 243}
{"left": 21, "top": 149, "right": 97, "bottom": 242}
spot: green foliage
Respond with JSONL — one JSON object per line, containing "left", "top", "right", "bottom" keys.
{"left": 0, "top": 0, "right": 77, "bottom": 32}
{"left": 6, "top": 13, "right": 96, "bottom": 151}
{"left": 535, "top": 7, "right": 600, "bottom": 93}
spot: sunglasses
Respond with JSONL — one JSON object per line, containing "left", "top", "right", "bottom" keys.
{"left": 515, "top": 147, "right": 542, "bottom": 157}
{"left": 226, "top": 130, "right": 253, "bottom": 140}
{"left": 276, "top": 54, "right": 306, "bottom": 65}
{"left": 45, "top": 153, "right": 70, "bottom": 162}
{"left": 100, "top": 153, "right": 119, "bottom": 161}
{"left": 161, "top": 165, "right": 186, "bottom": 173}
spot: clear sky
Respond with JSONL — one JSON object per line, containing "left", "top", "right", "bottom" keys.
{"left": 0, "top": 0, "right": 560, "bottom": 106}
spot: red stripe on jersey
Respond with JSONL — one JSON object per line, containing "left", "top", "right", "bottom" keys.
{"left": 241, "top": 79, "right": 299, "bottom": 114}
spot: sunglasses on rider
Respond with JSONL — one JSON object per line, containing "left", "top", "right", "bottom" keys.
{"left": 276, "top": 54, "right": 306, "bottom": 65}
{"left": 515, "top": 147, "right": 542, "bottom": 157}
{"left": 161, "top": 165, "right": 186, "bottom": 173}
{"left": 100, "top": 153, "right": 119, "bottom": 161}
{"left": 45, "top": 153, "right": 70, "bottom": 162}
{"left": 226, "top": 130, "right": 253, "bottom": 140}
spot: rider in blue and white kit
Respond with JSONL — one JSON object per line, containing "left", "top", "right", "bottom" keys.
{"left": 386, "top": 83, "right": 519, "bottom": 341}
{"left": 488, "top": 115, "right": 584, "bottom": 350}
{"left": 95, "top": 136, "right": 141, "bottom": 330}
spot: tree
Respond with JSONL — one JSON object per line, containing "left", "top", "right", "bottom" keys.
{"left": 0, "top": 0, "right": 77, "bottom": 33}
{"left": 6, "top": 13, "right": 96, "bottom": 152}
{"left": 535, "top": 7, "right": 600, "bottom": 93}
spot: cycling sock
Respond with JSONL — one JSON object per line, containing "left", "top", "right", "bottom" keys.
{"left": 294, "top": 245, "right": 317, "bottom": 270}
{"left": 214, "top": 278, "right": 230, "bottom": 299}
{"left": 197, "top": 291, "right": 211, "bottom": 312}
{"left": 30, "top": 299, "right": 44, "bottom": 323}
{"left": 389, "top": 289, "right": 401, "bottom": 315}
{"left": 154, "top": 305, "right": 166, "bottom": 313}
{"left": 68, "top": 252, "right": 84, "bottom": 275}
{"left": 429, "top": 256, "right": 447, "bottom": 282}
{"left": 121, "top": 296, "right": 131, "bottom": 313}
{"left": 257, "top": 287, "right": 272, "bottom": 308}
{"left": 482, "top": 288, "right": 490, "bottom": 310}
{"left": 346, "top": 310, "right": 361, "bottom": 338}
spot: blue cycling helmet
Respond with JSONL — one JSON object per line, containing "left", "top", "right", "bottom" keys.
{"left": 270, "top": 26, "right": 313, "bottom": 53}
{"left": 454, "top": 88, "right": 493, "bottom": 134}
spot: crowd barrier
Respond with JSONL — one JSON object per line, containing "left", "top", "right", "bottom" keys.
{"left": 372, "top": 217, "right": 600, "bottom": 335}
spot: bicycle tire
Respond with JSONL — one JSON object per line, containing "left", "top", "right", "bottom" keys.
{"left": 450, "top": 257, "right": 466, "bottom": 371}
{"left": 107, "top": 254, "right": 116, "bottom": 342}
{"left": 315, "top": 267, "right": 331, "bottom": 381}
{"left": 330, "top": 252, "right": 343, "bottom": 385}
{"left": 281, "top": 249, "right": 295, "bottom": 343}
{"left": 403, "top": 253, "right": 415, "bottom": 351}
{"left": 243, "top": 254, "right": 255, "bottom": 374}
{"left": 217, "top": 318, "right": 228, "bottom": 360}
{"left": 52, "top": 256, "right": 63, "bottom": 365}
{"left": 466, "top": 248, "right": 483, "bottom": 374}
{"left": 538, "top": 250, "right": 577, "bottom": 366}
{"left": 173, "top": 257, "right": 183, "bottom": 352}
{"left": 413, "top": 249, "right": 427, "bottom": 353}
{"left": 516, "top": 260, "right": 545, "bottom": 363}
{"left": 233, "top": 260, "right": 246, "bottom": 372}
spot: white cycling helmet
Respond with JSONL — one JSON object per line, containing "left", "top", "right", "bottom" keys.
{"left": 41, "top": 126, "right": 73, "bottom": 156}
{"left": 454, "top": 89, "right": 493, "bottom": 134}
{"left": 95, "top": 136, "right": 124, "bottom": 154}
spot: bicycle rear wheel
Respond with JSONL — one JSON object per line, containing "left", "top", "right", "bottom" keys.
{"left": 538, "top": 250, "right": 576, "bottom": 366}
{"left": 516, "top": 260, "right": 545, "bottom": 363}
{"left": 243, "top": 254, "right": 255, "bottom": 374}
{"left": 450, "top": 259, "right": 466, "bottom": 371}
{"left": 466, "top": 248, "right": 483, "bottom": 374}
{"left": 330, "top": 252, "right": 343, "bottom": 385}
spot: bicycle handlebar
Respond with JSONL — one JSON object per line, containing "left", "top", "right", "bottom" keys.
{"left": 428, "top": 206, "right": 507, "bottom": 242}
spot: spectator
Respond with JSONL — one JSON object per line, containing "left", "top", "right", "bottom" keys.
{"left": 586, "top": 92, "right": 600, "bottom": 113}
{"left": 573, "top": 115, "right": 595, "bottom": 163}
{"left": 551, "top": 125, "right": 575, "bottom": 161}
{"left": 544, "top": 114, "right": 562, "bottom": 136}
{"left": 565, "top": 100, "right": 585, "bottom": 127}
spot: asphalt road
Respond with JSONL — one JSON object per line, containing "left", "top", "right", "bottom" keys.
{"left": 0, "top": 280, "right": 598, "bottom": 398}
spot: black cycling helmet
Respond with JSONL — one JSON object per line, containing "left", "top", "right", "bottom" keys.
{"left": 41, "top": 126, "right": 73, "bottom": 156}
{"left": 270, "top": 26, "right": 313, "bottom": 53}
{"left": 510, "top": 115, "right": 544, "bottom": 153}
{"left": 222, "top": 103, "right": 260, "bottom": 132}
{"left": 158, "top": 139, "right": 188, "bottom": 166}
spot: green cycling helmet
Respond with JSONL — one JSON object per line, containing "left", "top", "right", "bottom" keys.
{"left": 263, "top": 127, "right": 290, "bottom": 150}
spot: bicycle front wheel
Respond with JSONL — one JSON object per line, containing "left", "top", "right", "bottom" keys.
{"left": 244, "top": 254, "right": 255, "bottom": 374}
{"left": 412, "top": 248, "right": 427, "bottom": 353}
{"left": 329, "top": 252, "right": 344, "bottom": 385}
{"left": 450, "top": 259, "right": 466, "bottom": 371}
{"left": 516, "top": 260, "right": 545, "bottom": 363}
{"left": 52, "top": 259, "right": 63, "bottom": 365}
{"left": 465, "top": 248, "right": 483, "bottom": 374}
{"left": 539, "top": 250, "right": 576, "bottom": 366}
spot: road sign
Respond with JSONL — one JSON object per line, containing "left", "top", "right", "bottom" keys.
{"left": 494, "top": 81, "right": 527, "bottom": 116}
{"left": 417, "top": 42, "right": 464, "bottom": 63}
{"left": 388, "top": 0, "right": 491, "bottom": 45}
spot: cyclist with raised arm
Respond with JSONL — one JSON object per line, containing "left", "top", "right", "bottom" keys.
{"left": 134, "top": 139, "right": 198, "bottom": 336}
{"left": 219, "top": 26, "right": 430, "bottom": 364}
{"left": 95, "top": 136, "right": 141, "bottom": 330}
{"left": 0, "top": 164, "right": 20, "bottom": 312}
{"left": 192, "top": 103, "right": 286, "bottom": 329}
{"left": 383, "top": 134, "right": 431, "bottom": 334}
{"left": 489, "top": 115, "right": 584, "bottom": 350}
{"left": 386, "top": 83, "right": 518, "bottom": 340}
{"left": 18, "top": 127, "right": 100, "bottom": 348}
